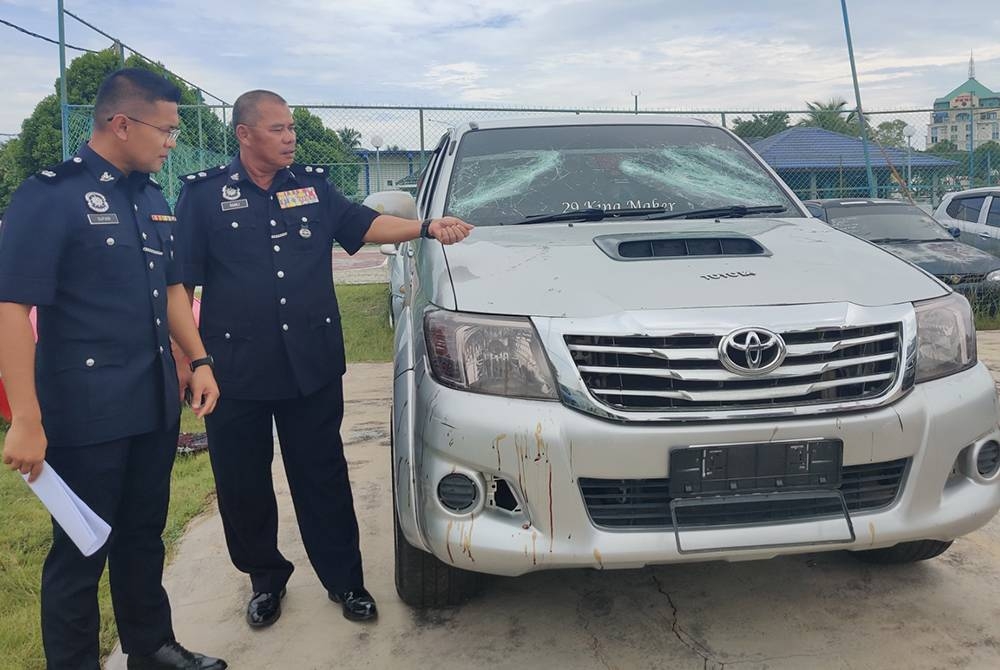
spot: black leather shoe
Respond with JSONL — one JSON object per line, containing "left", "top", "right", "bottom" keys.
{"left": 127, "top": 640, "right": 227, "bottom": 669}
{"left": 329, "top": 587, "right": 378, "bottom": 621}
{"left": 246, "top": 587, "right": 286, "bottom": 628}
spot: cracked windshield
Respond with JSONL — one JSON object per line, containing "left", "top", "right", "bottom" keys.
{"left": 445, "top": 124, "right": 800, "bottom": 226}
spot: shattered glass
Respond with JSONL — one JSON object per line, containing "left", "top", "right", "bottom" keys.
{"left": 445, "top": 124, "right": 799, "bottom": 226}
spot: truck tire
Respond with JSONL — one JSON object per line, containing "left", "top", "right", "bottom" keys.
{"left": 390, "top": 416, "right": 481, "bottom": 608}
{"left": 851, "top": 539, "right": 954, "bottom": 564}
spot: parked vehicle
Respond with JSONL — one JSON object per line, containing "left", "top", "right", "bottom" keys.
{"left": 372, "top": 116, "right": 1000, "bottom": 608}
{"left": 804, "top": 198, "right": 1000, "bottom": 312}
{"left": 933, "top": 188, "right": 1000, "bottom": 256}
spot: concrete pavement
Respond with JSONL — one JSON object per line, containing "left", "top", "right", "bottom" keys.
{"left": 106, "top": 337, "right": 1000, "bottom": 670}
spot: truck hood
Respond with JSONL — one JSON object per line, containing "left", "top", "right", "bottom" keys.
{"left": 877, "top": 240, "right": 1000, "bottom": 279}
{"left": 442, "top": 218, "right": 948, "bottom": 318}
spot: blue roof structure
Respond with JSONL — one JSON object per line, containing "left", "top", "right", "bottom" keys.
{"left": 751, "top": 127, "right": 958, "bottom": 171}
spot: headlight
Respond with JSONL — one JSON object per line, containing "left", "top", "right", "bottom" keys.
{"left": 986, "top": 270, "right": 1000, "bottom": 281}
{"left": 914, "top": 293, "right": 976, "bottom": 383}
{"left": 424, "top": 310, "right": 558, "bottom": 399}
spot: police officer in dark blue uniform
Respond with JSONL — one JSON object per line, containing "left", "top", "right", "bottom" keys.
{"left": 0, "top": 69, "right": 226, "bottom": 670}
{"left": 174, "top": 90, "right": 471, "bottom": 628}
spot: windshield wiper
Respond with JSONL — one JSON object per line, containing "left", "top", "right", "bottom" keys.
{"left": 500, "top": 206, "right": 672, "bottom": 226}
{"left": 647, "top": 204, "right": 787, "bottom": 220}
{"left": 868, "top": 237, "right": 945, "bottom": 244}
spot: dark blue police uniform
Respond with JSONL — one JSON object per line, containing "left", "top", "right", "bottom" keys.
{"left": 0, "top": 143, "right": 182, "bottom": 668}
{"left": 175, "top": 157, "right": 378, "bottom": 597}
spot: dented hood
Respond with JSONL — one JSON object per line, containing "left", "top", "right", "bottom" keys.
{"left": 442, "top": 217, "right": 948, "bottom": 318}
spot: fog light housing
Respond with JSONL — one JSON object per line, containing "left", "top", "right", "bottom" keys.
{"left": 437, "top": 473, "right": 479, "bottom": 512}
{"left": 976, "top": 440, "right": 1000, "bottom": 479}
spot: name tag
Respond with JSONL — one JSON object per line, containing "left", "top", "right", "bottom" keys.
{"left": 221, "top": 199, "right": 249, "bottom": 211}
{"left": 87, "top": 213, "right": 119, "bottom": 225}
{"left": 151, "top": 214, "right": 176, "bottom": 222}
{"left": 276, "top": 187, "right": 319, "bottom": 209}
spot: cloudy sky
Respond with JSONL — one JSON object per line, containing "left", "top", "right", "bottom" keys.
{"left": 2, "top": 0, "right": 999, "bottom": 144}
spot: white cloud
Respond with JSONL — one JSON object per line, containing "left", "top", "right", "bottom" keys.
{"left": 1, "top": 0, "right": 999, "bottom": 145}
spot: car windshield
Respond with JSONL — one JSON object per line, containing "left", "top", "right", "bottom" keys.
{"left": 823, "top": 204, "right": 952, "bottom": 242}
{"left": 443, "top": 124, "right": 801, "bottom": 226}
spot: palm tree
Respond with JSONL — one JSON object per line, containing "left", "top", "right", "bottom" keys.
{"left": 798, "top": 98, "right": 860, "bottom": 136}
{"left": 336, "top": 127, "right": 362, "bottom": 150}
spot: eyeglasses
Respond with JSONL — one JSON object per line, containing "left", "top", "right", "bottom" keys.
{"left": 108, "top": 115, "right": 182, "bottom": 142}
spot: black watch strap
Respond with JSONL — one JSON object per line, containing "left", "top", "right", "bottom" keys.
{"left": 420, "top": 218, "right": 435, "bottom": 239}
{"left": 189, "top": 355, "right": 215, "bottom": 372}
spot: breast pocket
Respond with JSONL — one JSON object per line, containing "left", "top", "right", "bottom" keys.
{"left": 209, "top": 215, "right": 260, "bottom": 262}
{"left": 78, "top": 231, "right": 142, "bottom": 285}
{"left": 282, "top": 209, "right": 327, "bottom": 257}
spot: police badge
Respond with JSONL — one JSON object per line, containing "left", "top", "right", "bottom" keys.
{"left": 85, "top": 191, "right": 110, "bottom": 213}
{"left": 222, "top": 184, "right": 241, "bottom": 201}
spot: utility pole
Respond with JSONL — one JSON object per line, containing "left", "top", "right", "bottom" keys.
{"left": 631, "top": 90, "right": 640, "bottom": 115}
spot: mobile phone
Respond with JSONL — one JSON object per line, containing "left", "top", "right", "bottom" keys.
{"left": 184, "top": 387, "right": 193, "bottom": 407}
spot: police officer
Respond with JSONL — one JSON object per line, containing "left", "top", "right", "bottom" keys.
{"left": 0, "top": 69, "right": 226, "bottom": 670}
{"left": 174, "top": 90, "right": 471, "bottom": 627}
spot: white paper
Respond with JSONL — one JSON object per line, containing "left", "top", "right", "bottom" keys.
{"left": 23, "top": 462, "right": 112, "bottom": 556}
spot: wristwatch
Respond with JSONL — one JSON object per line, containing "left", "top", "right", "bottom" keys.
{"left": 189, "top": 355, "right": 215, "bottom": 372}
{"left": 419, "top": 217, "right": 435, "bottom": 239}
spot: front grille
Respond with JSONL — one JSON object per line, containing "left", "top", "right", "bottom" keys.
{"left": 579, "top": 458, "right": 908, "bottom": 529}
{"left": 936, "top": 273, "right": 986, "bottom": 285}
{"left": 566, "top": 323, "right": 902, "bottom": 413}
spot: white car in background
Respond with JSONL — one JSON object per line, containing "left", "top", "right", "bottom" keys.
{"left": 934, "top": 188, "right": 1000, "bottom": 256}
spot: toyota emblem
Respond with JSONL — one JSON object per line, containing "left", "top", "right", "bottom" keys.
{"left": 719, "top": 327, "right": 787, "bottom": 376}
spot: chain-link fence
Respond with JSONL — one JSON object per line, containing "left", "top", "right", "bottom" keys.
{"left": 65, "top": 103, "right": 1000, "bottom": 210}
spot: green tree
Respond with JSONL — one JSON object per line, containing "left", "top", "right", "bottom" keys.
{"left": 0, "top": 47, "right": 232, "bottom": 208}
{"left": 871, "top": 119, "right": 909, "bottom": 148}
{"left": 927, "top": 139, "right": 959, "bottom": 153}
{"left": 798, "top": 98, "right": 860, "bottom": 136}
{"left": 292, "top": 108, "right": 361, "bottom": 197}
{"left": 974, "top": 141, "right": 1000, "bottom": 183}
{"left": 336, "top": 127, "right": 362, "bottom": 149}
{"left": 730, "top": 112, "right": 790, "bottom": 139}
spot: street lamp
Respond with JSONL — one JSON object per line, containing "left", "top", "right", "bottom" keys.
{"left": 371, "top": 134, "right": 383, "bottom": 194}
{"left": 903, "top": 125, "right": 916, "bottom": 193}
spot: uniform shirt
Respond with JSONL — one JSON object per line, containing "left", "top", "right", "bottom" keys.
{"left": 174, "top": 157, "right": 378, "bottom": 400}
{"left": 0, "top": 144, "right": 181, "bottom": 447}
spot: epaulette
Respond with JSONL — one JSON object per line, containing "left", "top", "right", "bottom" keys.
{"left": 35, "top": 156, "right": 86, "bottom": 183}
{"left": 179, "top": 164, "right": 227, "bottom": 184}
{"left": 291, "top": 163, "right": 331, "bottom": 177}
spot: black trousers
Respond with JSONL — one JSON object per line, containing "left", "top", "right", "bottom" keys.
{"left": 205, "top": 378, "right": 364, "bottom": 595}
{"left": 41, "top": 424, "right": 178, "bottom": 670}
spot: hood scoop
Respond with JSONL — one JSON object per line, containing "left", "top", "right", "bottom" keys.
{"left": 594, "top": 232, "right": 770, "bottom": 261}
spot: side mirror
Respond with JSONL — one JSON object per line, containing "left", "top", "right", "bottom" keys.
{"left": 380, "top": 244, "right": 398, "bottom": 256}
{"left": 363, "top": 190, "right": 418, "bottom": 221}
{"left": 948, "top": 226, "right": 961, "bottom": 239}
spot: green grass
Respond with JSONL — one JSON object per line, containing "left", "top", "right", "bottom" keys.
{"left": 0, "top": 408, "right": 214, "bottom": 670}
{"left": 339, "top": 283, "right": 394, "bottom": 363}
{"left": 0, "top": 283, "right": 391, "bottom": 667}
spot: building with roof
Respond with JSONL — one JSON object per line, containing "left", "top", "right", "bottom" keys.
{"left": 752, "top": 127, "right": 958, "bottom": 200}
{"left": 927, "top": 54, "right": 1000, "bottom": 149}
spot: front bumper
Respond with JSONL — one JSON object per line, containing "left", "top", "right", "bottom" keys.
{"left": 405, "top": 363, "right": 1000, "bottom": 576}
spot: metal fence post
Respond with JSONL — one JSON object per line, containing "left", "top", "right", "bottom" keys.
{"left": 57, "top": 0, "right": 70, "bottom": 160}
{"left": 197, "top": 91, "right": 205, "bottom": 168}
{"left": 222, "top": 105, "right": 229, "bottom": 156}
{"left": 419, "top": 108, "right": 425, "bottom": 168}
{"left": 840, "top": 0, "right": 877, "bottom": 197}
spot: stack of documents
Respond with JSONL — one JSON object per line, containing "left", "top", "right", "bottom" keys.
{"left": 23, "top": 463, "right": 111, "bottom": 556}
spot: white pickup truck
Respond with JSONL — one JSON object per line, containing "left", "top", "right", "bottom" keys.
{"left": 370, "top": 116, "right": 1000, "bottom": 607}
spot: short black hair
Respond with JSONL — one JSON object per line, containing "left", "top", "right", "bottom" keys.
{"left": 232, "top": 90, "right": 287, "bottom": 128}
{"left": 93, "top": 68, "right": 181, "bottom": 126}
